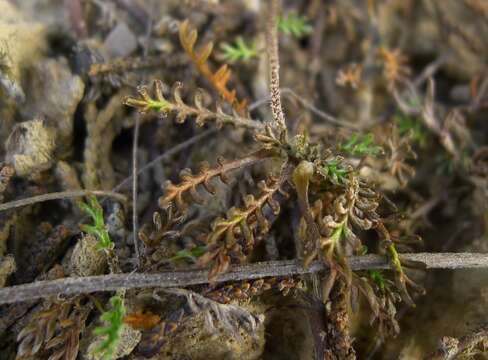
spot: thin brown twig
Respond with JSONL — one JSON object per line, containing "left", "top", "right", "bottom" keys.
{"left": 0, "top": 190, "right": 127, "bottom": 212}
{"left": 280, "top": 88, "right": 360, "bottom": 129}
{"left": 266, "top": 0, "right": 287, "bottom": 133}
{"left": 0, "top": 253, "right": 487, "bottom": 305}
{"left": 132, "top": 115, "right": 141, "bottom": 267}
{"left": 248, "top": 88, "right": 358, "bottom": 129}
{"left": 130, "top": 1, "right": 154, "bottom": 269}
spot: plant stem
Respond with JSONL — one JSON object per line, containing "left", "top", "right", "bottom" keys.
{"left": 132, "top": 115, "right": 141, "bottom": 268}
{"left": 112, "top": 129, "right": 218, "bottom": 192}
{"left": 0, "top": 253, "right": 487, "bottom": 305}
{"left": 266, "top": 0, "right": 287, "bottom": 133}
{"left": 0, "top": 190, "right": 127, "bottom": 212}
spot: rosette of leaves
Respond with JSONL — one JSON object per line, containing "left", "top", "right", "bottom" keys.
{"left": 125, "top": 78, "right": 420, "bottom": 302}
{"left": 123, "top": 22, "right": 423, "bottom": 338}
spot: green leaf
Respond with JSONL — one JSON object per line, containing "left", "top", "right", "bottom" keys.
{"left": 319, "top": 158, "right": 349, "bottom": 184}
{"left": 79, "top": 196, "right": 114, "bottom": 250}
{"left": 278, "top": 13, "right": 313, "bottom": 38}
{"left": 79, "top": 224, "right": 99, "bottom": 236}
{"left": 369, "top": 270, "right": 386, "bottom": 291}
{"left": 359, "top": 245, "right": 368, "bottom": 256}
{"left": 330, "top": 224, "right": 345, "bottom": 243}
{"left": 340, "top": 133, "right": 382, "bottom": 157}
{"left": 221, "top": 37, "right": 258, "bottom": 62}
{"left": 394, "top": 114, "right": 427, "bottom": 146}
{"left": 79, "top": 202, "right": 97, "bottom": 221}
{"left": 93, "top": 296, "right": 125, "bottom": 360}
{"left": 170, "top": 246, "right": 207, "bottom": 263}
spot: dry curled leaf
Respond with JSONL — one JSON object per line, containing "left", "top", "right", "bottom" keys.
{"left": 179, "top": 20, "right": 248, "bottom": 114}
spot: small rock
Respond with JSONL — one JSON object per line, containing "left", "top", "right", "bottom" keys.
{"left": 0, "top": 0, "right": 46, "bottom": 139}
{"left": 104, "top": 22, "right": 138, "bottom": 58}
{"left": 23, "top": 58, "right": 85, "bottom": 157}
{"left": 0, "top": 255, "right": 15, "bottom": 287}
{"left": 5, "top": 119, "right": 56, "bottom": 177}
{"left": 85, "top": 324, "right": 141, "bottom": 360}
{"left": 70, "top": 234, "right": 107, "bottom": 277}
{"left": 0, "top": 0, "right": 46, "bottom": 82}
{"left": 153, "top": 306, "right": 266, "bottom": 360}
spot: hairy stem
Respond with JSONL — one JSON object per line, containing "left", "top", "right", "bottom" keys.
{"left": 266, "top": 0, "right": 287, "bottom": 133}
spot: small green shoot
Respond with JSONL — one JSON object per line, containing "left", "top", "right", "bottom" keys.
{"left": 139, "top": 97, "right": 172, "bottom": 113}
{"left": 394, "top": 114, "right": 427, "bottom": 146}
{"left": 359, "top": 245, "right": 368, "bottom": 255}
{"left": 221, "top": 37, "right": 258, "bottom": 62}
{"left": 340, "top": 133, "right": 382, "bottom": 157}
{"left": 169, "top": 246, "right": 206, "bottom": 263}
{"left": 369, "top": 270, "right": 386, "bottom": 291}
{"left": 360, "top": 246, "right": 386, "bottom": 291}
{"left": 319, "top": 159, "right": 349, "bottom": 184}
{"left": 79, "top": 196, "right": 113, "bottom": 250}
{"left": 93, "top": 296, "right": 125, "bottom": 360}
{"left": 278, "top": 13, "right": 313, "bottom": 38}
{"left": 123, "top": 82, "right": 173, "bottom": 114}
{"left": 325, "top": 221, "right": 346, "bottom": 259}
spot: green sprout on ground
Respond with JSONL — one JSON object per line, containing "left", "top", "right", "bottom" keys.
{"left": 221, "top": 37, "right": 258, "bottom": 62}
{"left": 369, "top": 270, "right": 386, "bottom": 291}
{"left": 169, "top": 246, "right": 207, "bottom": 263}
{"left": 359, "top": 246, "right": 386, "bottom": 291}
{"left": 394, "top": 113, "right": 427, "bottom": 146}
{"left": 340, "top": 133, "right": 382, "bottom": 157}
{"left": 278, "top": 13, "right": 313, "bottom": 38}
{"left": 79, "top": 196, "right": 113, "bottom": 250}
{"left": 319, "top": 159, "right": 349, "bottom": 184}
{"left": 93, "top": 295, "right": 125, "bottom": 360}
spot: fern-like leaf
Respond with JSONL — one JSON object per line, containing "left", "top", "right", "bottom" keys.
{"left": 79, "top": 196, "right": 113, "bottom": 250}
{"left": 221, "top": 37, "right": 258, "bottom": 62}
{"left": 340, "top": 133, "right": 382, "bottom": 157}
{"left": 93, "top": 295, "right": 125, "bottom": 360}
{"left": 45, "top": 305, "right": 92, "bottom": 360}
{"left": 199, "top": 174, "right": 286, "bottom": 280}
{"left": 159, "top": 149, "right": 274, "bottom": 214}
{"left": 179, "top": 20, "right": 248, "bottom": 114}
{"left": 124, "top": 80, "right": 262, "bottom": 130}
{"left": 278, "top": 13, "right": 313, "bottom": 38}
{"left": 17, "top": 300, "right": 91, "bottom": 360}
{"left": 123, "top": 80, "right": 173, "bottom": 114}
{"left": 17, "top": 302, "right": 71, "bottom": 357}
